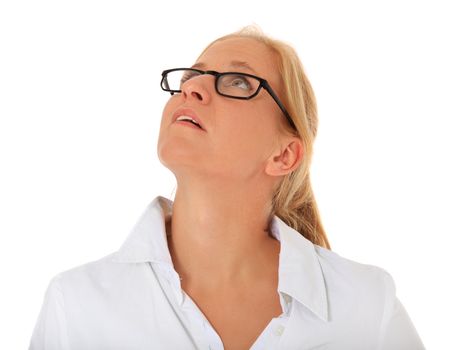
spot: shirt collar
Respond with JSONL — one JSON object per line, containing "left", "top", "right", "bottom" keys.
{"left": 113, "top": 196, "right": 174, "bottom": 265}
{"left": 113, "top": 196, "right": 328, "bottom": 322}
{"left": 270, "top": 217, "right": 329, "bottom": 322}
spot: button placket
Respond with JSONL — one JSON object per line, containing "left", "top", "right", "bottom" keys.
{"left": 181, "top": 292, "right": 224, "bottom": 350}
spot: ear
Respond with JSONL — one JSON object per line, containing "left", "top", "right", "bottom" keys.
{"left": 265, "top": 137, "right": 304, "bottom": 177}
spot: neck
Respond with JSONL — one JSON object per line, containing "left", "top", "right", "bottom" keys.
{"left": 167, "top": 178, "right": 280, "bottom": 290}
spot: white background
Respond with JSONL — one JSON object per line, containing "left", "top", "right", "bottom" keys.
{"left": 1, "top": 0, "right": 450, "bottom": 348}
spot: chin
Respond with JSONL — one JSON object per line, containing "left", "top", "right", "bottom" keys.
{"left": 157, "top": 138, "right": 202, "bottom": 172}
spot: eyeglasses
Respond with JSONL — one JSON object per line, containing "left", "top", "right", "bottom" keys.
{"left": 160, "top": 68, "right": 296, "bottom": 130}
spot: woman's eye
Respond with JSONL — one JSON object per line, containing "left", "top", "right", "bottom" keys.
{"left": 229, "top": 76, "right": 251, "bottom": 90}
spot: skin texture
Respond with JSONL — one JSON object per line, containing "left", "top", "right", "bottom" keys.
{"left": 157, "top": 37, "right": 303, "bottom": 350}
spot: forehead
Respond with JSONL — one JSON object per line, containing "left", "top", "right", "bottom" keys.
{"left": 196, "top": 37, "right": 279, "bottom": 82}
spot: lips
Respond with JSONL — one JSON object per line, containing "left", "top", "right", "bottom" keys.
{"left": 172, "top": 108, "right": 205, "bottom": 131}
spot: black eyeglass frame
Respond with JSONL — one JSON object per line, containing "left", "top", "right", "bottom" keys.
{"left": 160, "top": 68, "right": 296, "bottom": 130}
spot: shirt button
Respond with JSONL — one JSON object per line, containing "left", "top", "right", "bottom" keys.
{"left": 274, "top": 325, "right": 285, "bottom": 336}
{"left": 283, "top": 294, "right": 292, "bottom": 304}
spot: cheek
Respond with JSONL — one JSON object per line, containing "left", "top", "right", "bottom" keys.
{"left": 157, "top": 99, "right": 177, "bottom": 160}
{"left": 158, "top": 97, "right": 179, "bottom": 140}
{"left": 160, "top": 98, "right": 176, "bottom": 128}
{"left": 241, "top": 101, "right": 280, "bottom": 141}
{"left": 215, "top": 106, "right": 278, "bottom": 163}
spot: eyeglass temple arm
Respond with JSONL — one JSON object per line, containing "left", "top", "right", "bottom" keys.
{"left": 263, "top": 84, "right": 296, "bottom": 130}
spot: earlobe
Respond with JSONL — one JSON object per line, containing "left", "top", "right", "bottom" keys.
{"left": 265, "top": 139, "right": 304, "bottom": 177}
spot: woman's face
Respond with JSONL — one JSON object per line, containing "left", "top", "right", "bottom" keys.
{"left": 157, "top": 37, "right": 287, "bottom": 183}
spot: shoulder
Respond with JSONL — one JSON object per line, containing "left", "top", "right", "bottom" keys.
{"left": 313, "top": 245, "right": 396, "bottom": 300}
{"left": 314, "top": 244, "right": 394, "bottom": 282}
{"left": 56, "top": 252, "right": 118, "bottom": 280}
{"left": 50, "top": 251, "right": 145, "bottom": 295}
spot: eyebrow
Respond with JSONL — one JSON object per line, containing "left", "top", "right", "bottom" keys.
{"left": 191, "top": 61, "right": 258, "bottom": 74}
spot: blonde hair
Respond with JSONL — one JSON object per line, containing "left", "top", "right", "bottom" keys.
{"left": 202, "top": 26, "right": 331, "bottom": 250}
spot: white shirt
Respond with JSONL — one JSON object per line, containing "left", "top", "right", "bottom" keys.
{"left": 29, "top": 196, "right": 424, "bottom": 350}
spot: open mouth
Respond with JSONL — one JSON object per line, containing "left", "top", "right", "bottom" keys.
{"left": 175, "top": 116, "right": 203, "bottom": 130}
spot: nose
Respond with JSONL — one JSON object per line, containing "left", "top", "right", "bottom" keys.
{"left": 181, "top": 75, "right": 212, "bottom": 104}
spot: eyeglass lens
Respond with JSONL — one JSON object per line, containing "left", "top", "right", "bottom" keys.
{"left": 164, "top": 69, "right": 260, "bottom": 98}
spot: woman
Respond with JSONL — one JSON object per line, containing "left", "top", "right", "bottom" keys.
{"left": 30, "top": 27, "right": 424, "bottom": 349}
